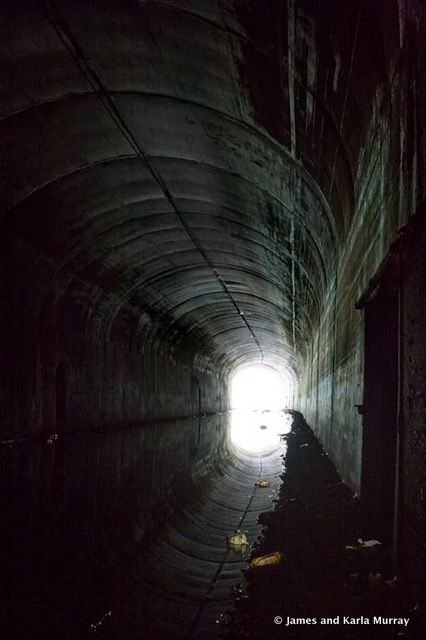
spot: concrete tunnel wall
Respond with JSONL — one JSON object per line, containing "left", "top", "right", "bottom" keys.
{"left": 1, "top": 249, "right": 230, "bottom": 562}
{"left": 1, "top": 249, "right": 234, "bottom": 634}
{"left": 1, "top": 0, "right": 426, "bottom": 633}
{"left": 293, "top": 0, "right": 424, "bottom": 491}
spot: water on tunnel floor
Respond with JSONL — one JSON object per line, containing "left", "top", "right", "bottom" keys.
{"left": 230, "top": 410, "right": 289, "bottom": 454}
{"left": 105, "top": 411, "right": 291, "bottom": 640}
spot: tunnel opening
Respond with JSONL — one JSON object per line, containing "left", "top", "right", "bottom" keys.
{"left": 229, "top": 365, "right": 293, "bottom": 454}
{"left": 1, "top": 0, "right": 425, "bottom": 637}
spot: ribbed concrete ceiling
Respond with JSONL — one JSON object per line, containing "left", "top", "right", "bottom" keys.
{"left": 1, "top": 0, "right": 371, "bottom": 376}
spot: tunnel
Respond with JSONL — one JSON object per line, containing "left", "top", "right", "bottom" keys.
{"left": 1, "top": 1, "right": 426, "bottom": 638}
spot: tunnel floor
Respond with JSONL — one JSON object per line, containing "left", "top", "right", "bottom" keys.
{"left": 95, "top": 412, "right": 288, "bottom": 640}
{"left": 7, "top": 413, "right": 420, "bottom": 640}
{"left": 220, "top": 413, "right": 419, "bottom": 640}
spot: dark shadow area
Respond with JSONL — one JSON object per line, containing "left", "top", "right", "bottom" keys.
{"left": 220, "top": 412, "right": 423, "bottom": 640}
{"left": 361, "top": 285, "right": 399, "bottom": 550}
{"left": 1, "top": 413, "right": 287, "bottom": 640}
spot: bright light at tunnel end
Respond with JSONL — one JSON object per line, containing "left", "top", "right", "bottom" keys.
{"left": 229, "top": 365, "right": 293, "bottom": 453}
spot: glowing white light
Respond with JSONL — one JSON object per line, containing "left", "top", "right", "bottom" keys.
{"left": 229, "top": 366, "right": 292, "bottom": 453}
{"left": 231, "top": 366, "right": 290, "bottom": 411}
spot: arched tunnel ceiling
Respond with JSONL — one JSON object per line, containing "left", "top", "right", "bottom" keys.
{"left": 1, "top": 0, "right": 384, "bottom": 376}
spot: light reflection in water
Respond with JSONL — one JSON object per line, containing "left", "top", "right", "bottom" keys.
{"left": 229, "top": 365, "right": 293, "bottom": 453}
{"left": 230, "top": 410, "right": 292, "bottom": 453}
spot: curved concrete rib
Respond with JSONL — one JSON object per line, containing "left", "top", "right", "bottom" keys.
{"left": 117, "top": 439, "right": 284, "bottom": 640}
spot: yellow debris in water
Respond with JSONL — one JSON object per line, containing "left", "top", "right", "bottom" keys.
{"left": 250, "top": 551, "right": 284, "bottom": 568}
{"left": 226, "top": 532, "right": 248, "bottom": 554}
{"left": 227, "top": 532, "right": 247, "bottom": 547}
{"left": 255, "top": 480, "right": 271, "bottom": 488}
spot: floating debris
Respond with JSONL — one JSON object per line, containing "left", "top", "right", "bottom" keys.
{"left": 345, "top": 538, "right": 382, "bottom": 551}
{"left": 255, "top": 480, "right": 271, "bottom": 488}
{"left": 250, "top": 551, "right": 284, "bottom": 568}
{"left": 226, "top": 532, "right": 248, "bottom": 554}
{"left": 358, "top": 538, "right": 381, "bottom": 548}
